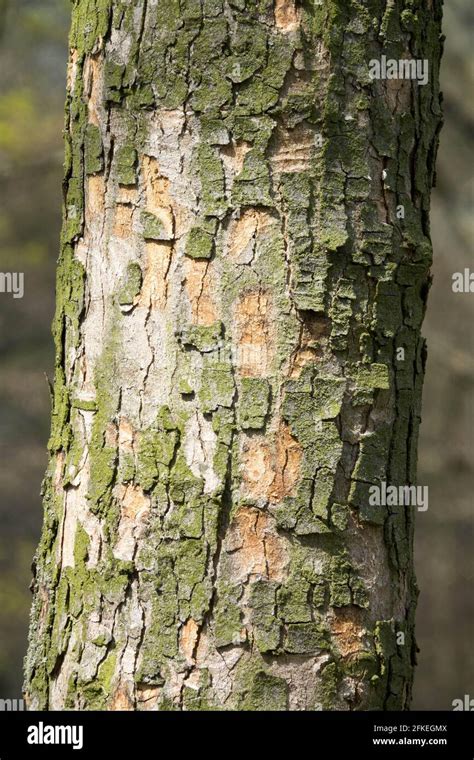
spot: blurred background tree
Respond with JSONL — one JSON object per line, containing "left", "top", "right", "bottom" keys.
{"left": 0, "top": 0, "right": 69, "bottom": 696}
{"left": 414, "top": 0, "right": 474, "bottom": 709}
{"left": 0, "top": 0, "right": 472, "bottom": 707}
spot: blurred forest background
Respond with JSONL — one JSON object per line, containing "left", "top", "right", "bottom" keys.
{"left": 0, "top": 0, "right": 472, "bottom": 709}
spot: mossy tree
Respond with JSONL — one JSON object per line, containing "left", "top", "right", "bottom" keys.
{"left": 25, "top": 0, "right": 443, "bottom": 711}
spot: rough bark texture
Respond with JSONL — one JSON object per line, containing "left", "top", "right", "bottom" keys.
{"left": 25, "top": 0, "right": 443, "bottom": 711}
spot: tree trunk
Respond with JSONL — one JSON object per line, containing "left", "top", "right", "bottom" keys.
{"left": 25, "top": 0, "right": 443, "bottom": 711}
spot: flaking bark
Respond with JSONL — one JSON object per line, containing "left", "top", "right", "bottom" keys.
{"left": 25, "top": 0, "right": 443, "bottom": 711}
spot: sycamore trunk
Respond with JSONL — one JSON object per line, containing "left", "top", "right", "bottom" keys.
{"left": 25, "top": 0, "right": 443, "bottom": 711}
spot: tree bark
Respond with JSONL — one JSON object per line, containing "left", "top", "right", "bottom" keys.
{"left": 25, "top": 0, "right": 443, "bottom": 711}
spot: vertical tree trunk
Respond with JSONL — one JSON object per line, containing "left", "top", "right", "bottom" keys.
{"left": 25, "top": 0, "right": 443, "bottom": 711}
